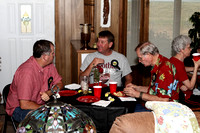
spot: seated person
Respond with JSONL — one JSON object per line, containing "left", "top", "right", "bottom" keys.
{"left": 170, "top": 35, "right": 200, "bottom": 108}
{"left": 123, "top": 42, "right": 180, "bottom": 112}
{"left": 6, "top": 40, "right": 63, "bottom": 123}
{"left": 80, "top": 30, "right": 132, "bottom": 87}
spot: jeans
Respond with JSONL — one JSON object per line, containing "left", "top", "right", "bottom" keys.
{"left": 134, "top": 103, "right": 151, "bottom": 112}
{"left": 12, "top": 107, "right": 32, "bottom": 123}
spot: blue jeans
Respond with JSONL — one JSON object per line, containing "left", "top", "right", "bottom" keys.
{"left": 12, "top": 107, "right": 32, "bottom": 123}
{"left": 134, "top": 103, "right": 151, "bottom": 112}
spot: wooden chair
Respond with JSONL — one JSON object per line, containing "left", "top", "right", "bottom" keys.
{"left": 131, "top": 63, "right": 151, "bottom": 86}
{"left": 2, "top": 84, "right": 18, "bottom": 132}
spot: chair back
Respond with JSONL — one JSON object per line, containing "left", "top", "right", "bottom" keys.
{"left": 2, "top": 84, "right": 11, "bottom": 107}
{"left": 2, "top": 84, "right": 18, "bottom": 132}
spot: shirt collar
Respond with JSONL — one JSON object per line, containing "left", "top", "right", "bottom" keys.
{"left": 151, "top": 54, "right": 163, "bottom": 74}
{"left": 31, "top": 56, "right": 44, "bottom": 72}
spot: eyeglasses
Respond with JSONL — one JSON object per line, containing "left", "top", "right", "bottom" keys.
{"left": 97, "top": 40, "right": 108, "bottom": 44}
{"left": 138, "top": 54, "right": 147, "bottom": 61}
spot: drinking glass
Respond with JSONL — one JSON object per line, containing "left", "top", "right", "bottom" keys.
{"left": 80, "top": 76, "right": 89, "bottom": 95}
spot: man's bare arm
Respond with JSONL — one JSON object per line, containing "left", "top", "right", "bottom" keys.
{"left": 124, "top": 74, "right": 133, "bottom": 86}
{"left": 80, "top": 58, "right": 104, "bottom": 77}
{"left": 20, "top": 100, "right": 41, "bottom": 110}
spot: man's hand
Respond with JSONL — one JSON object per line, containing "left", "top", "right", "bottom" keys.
{"left": 92, "top": 58, "right": 104, "bottom": 66}
{"left": 40, "top": 92, "right": 50, "bottom": 102}
{"left": 125, "top": 83, "right": 139, "bottom": 91}
{"left": 123, "top": 85, "right": 140, "bottom": 98}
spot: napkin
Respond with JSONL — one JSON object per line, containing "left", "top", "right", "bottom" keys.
{"left": 91, "top": 100, "right": 111, "bottom": 107}
{"left": 119, "top": 97, "right": 137, "bottom": 101}
{"left": 193, "top": 88, "right": 200, "bottom": 95}
{"left": 64, "top": 83, "right": 81, "bottom": 90}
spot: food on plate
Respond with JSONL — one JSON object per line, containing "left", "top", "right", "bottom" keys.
{"left": 78, "top": 90, "right": 82, "bottom": 93}
{"left": 108, "top": 96, "right": 115, "bottom": 102}
{"left": 105, "top": 92, "right": 110, "bottom": 97}
{"left": 113, "top": 91, "right": 125, "bottom": 97}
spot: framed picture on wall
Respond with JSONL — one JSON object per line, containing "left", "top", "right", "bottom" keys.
{"left": 100, "top": 0, "right": 111, "bottom": 28}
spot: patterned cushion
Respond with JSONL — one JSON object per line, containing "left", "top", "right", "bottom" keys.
{"left": 145, "top": 101, "right": 200, "bottom": 133}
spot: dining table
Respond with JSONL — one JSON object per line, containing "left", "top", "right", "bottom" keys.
{"left": 55, "top": 84, "right": 137, "bottom": 133}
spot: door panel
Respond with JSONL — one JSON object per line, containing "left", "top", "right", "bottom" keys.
{"left": 0, "top": 0, "right": 55, "bottom": 100}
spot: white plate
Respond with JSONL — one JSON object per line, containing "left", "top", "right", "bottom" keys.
{"left": 64, "top": 83, "right": 81, "bottom": 90}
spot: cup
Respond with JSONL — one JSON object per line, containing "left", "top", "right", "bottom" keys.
{"left": 93, "top": 86, "right": 102, "bottom": 98}
{"left": 192, "top": 53, "right": 200, "bottom": 61}
{"left": 109, "top": 82, "right": 117, "bottom": 93}
{"left": 99, "top": 81, "right": 102, "bottom": 86}
{"left": 80, "top": 76, "right": 89, "bottom": 94}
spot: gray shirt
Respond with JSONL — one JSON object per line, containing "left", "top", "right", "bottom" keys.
{"left": 80, "top": 51, "right": 132, "bottom": 86}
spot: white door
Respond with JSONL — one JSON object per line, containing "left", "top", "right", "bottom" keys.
{"left": 0, "top": 0, "right": 55, "bottom": 101}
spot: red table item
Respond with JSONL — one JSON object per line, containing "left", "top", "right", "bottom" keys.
{"left": 89, "top": 83, "right": 107, "bottom": 88}
{"left": 93, "top": 86, "right": 102, "bottom": 98}
{"left": 59, "top": 90, "right": 78, "bottom": 96}
{"left": 109, "top": 82, "right": 117, "bottom": 93}
{"left": 77, "top": 96, "right": 100, "bottom": 103}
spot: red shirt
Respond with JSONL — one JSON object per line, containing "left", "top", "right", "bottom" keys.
{"left": 170, "top": 57, "right": 192, "bottom": 99}
{"left": 6, "top": 56, "right": 62, "bottom": 116}
{"left": 148, "top": 55, "right": 180, "bottom": 102}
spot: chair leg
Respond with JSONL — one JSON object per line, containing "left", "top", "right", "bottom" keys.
{"left": 3, "top": 115, "right": 8, "bottom": 133}
{"left": 3, "top": 115, "right": 18, "bottom": 132}
{"left": 11, "top": 117, "right": 17, "bottom": 132}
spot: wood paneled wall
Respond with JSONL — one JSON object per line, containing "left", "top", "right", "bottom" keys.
{"left": 55, "top": 0, "right": 84, "bottom": 85}
{"left": 95, "top": 0, "right": 120, "bottom": 51}
{"left": 55, "top": 0, "right": 126, "bottom": 85}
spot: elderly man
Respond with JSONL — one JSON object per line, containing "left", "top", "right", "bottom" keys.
{"left": 80, "top": 30, "right": 132, "bottom": 87}
{"left": 6, "top": 40, "right": 63, "bottom": 122}
{"left": 123, "top": 42, "right": 180, "bottom": 112}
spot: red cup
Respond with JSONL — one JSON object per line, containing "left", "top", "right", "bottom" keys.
{"left": 192, "top": 53, "right": 200, "bottom": 61}
{"left": 93, "top": 86, "right": 102, "bottom": 98}
{"left": 109, "top": 82, "right": 117, "bottom": 93}
{"left": 99, "top": 81, "right": 102, "bottom": 86}
{"left": 94, "top": 82, "right": 98, "bottom": 86}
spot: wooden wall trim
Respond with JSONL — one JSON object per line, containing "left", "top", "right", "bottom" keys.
{"left": 55, "top": 0, "right": 65, "bottom": 75}
{"left": 140, "top": 0, "right": 149, "bottom": 42}
{"left": 118, "top": 0, "right": 127, "bottom": 55}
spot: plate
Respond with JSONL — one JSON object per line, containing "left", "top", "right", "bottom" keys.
{"left": 64, "top": 83, "right": 81, "bottom": 90}
{"left": 59, "top": 90, "right": 78, "bottom": 96}
{"left": 112, "top": 91, "right": 127, "bottom": 97}
{"left": 77, "top": 96, "right": 100, "bottom": 103}
{"left": 89, "top": 83, "right": 107, "bottom": 88}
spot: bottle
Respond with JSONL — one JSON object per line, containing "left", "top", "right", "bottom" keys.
{"left": 93, "top": 66, "right": 100, "bottom": 84}
{"left": 89, "top": 65, "right": 94, "bottom": 84}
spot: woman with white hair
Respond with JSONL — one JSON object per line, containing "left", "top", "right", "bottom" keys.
{"left": 170, "top": 35, "right": 200, "bottom": 106}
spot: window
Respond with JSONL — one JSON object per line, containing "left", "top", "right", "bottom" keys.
{"left": 149, "top": 0, "right": 200, "bottom": 58}
{"left": 127, "top": 0, "right": 200, "bottom": 65}
{"left": 127, "top": 0, "right": 141, "bottom": 65}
